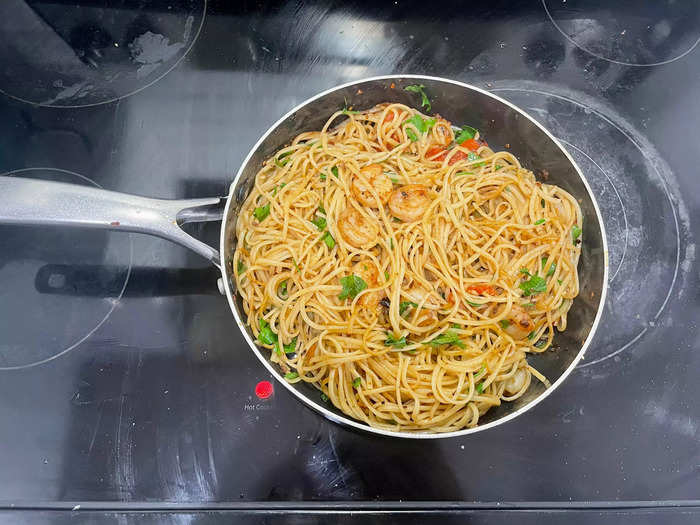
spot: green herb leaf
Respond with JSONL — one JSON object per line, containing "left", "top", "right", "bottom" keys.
{"left": 320, "top": 173, "right": 326, "bottom": 181}
{"left": 522, "top": 302, "right": 535, "bottom": 308}
{"left": 275, "top": 151, "right": 292, "bottom": 168}
{"left": 311, "top": 215, "right": 327, "bottom": 231}
{"left": 282, "top": 336, "right": 297, "bottom": 354}
{"left": 352, "top": 377, "right": 361, "bottom": 389}
{"left": 384, "top": 270, "right": 390, "bottom": 281}
{"left": 572, "top": 225, "right": 582, "bottom": 244}
{"left": 399, "top": 301, "right": 418, "bottom": 315}
{"left": 519, "top": 268, "right": 531, "bottom": 276}
{"left": 392, "top": 217, "right": 402, "bottom": 223}
{"left": 331, "top": 166, "right": 339, "bottom": 178}
{"left": 476, "top": 382, "right": 485, "bottom": 394}
{"left": 541, "top": 198, "right": 545, "bottom": 208}
{"left": 322, "top": 231, "right": 336, "bottom": 250}
{"left": 404, "top": 84, "right": 431, "bottom": 112}
{"left": 406, "top": 128, "right": 418, "bottom": 142}
{"left": 466, "top": 300, "right": 483, "bottom": 307}
{"left": 320, "top": 392, "right": 329, "bottom": 402}
{"left": 253, "top": 203, "right": 270, "bottom": 222}
{"left": 475, "top": 365, "right": 486, "bottom": 378}
{"left": 528, "top": 331, "right": 537, "bottom": 340}
{"left": 534, "top": 218, "right": 546, "bottom": 225}
{"left": 279, "top": 280, "right": 287, "bottom": 297}
{"left": 257, "top": 319, "right": 277, "bottom": 346}
{"left": 285, "top": 371, "right": 299, "bottom": 380}
{"left": 428, "top": 329, "right": 465, "bottom": 348}
{"left": 456, "top": 171, "right": 474, "bottom": 176}
{"left": 499, "top": 319, "right": 510, "bottom": 329}
{"left": 318, "top": 204, "right": 325, "bottom": 214}
{"left": 541, "top": 257, "right": 556, "bottom": 277}
{"left": 455, "top": 125, "right": 477, "bottom": 144}
{"left": 557, "top": 279, "right": 563, "bottom": 285}
{"left": 385, "top": 332, "right": 407, "bottom": 348}
{"left": 519, "top": 274, "right": 547, "bottom": 296}
{"left": 237, "top": 260, "right": 246, "bottom": 275}
{"left": 467, "top": 151, "right": 482, "bottom": 165}
{"left": 339, "top": 274, "right": 367, "bottom": 300}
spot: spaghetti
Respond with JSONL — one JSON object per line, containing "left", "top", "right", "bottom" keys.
{"left": 233, "top": 103, "right": 582, "bottom": 433}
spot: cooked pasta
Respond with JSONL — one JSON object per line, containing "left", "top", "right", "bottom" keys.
{"left": 233, "top": 102, "right": 582, "bottom": 433}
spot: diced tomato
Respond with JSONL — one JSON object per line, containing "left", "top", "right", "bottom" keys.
{"left": 448, "top": 149, "right": 469, "bottom": 165}
{"left": 383, "top": 111, "right": 395, "bottom": 123}
{"left": 466, "top": 284, "right": 497, "bottom": 296}
{"left": 463, "top": 138, "right": 480, "bottom": 151}
{"left": 426, "top": 146, "right": 447, "bottom": 161}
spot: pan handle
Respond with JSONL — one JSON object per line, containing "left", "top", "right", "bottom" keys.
{"left": 0, "top": 176, "right": 225, "bottom": 268}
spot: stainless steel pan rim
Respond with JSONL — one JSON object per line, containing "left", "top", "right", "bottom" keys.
{"left": 219, "top": 74, "right": 609, "bottom": 440}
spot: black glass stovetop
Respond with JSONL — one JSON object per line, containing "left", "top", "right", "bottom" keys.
{"left": 0, "top": 1, "right": 699, "bottom": 523}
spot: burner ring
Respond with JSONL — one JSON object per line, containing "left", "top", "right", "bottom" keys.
{"left": 0, "top": 168, "right": 133, "bottom": 370}
{"left": 542, "top": 0, "right": 700, "bottom": 67}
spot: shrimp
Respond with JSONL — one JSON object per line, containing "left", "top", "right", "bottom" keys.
{"left": 388, "top": 184, "right": 431, "bottom": 222}
{"left": 504, "top": 368, "right": 528, "bottom": 396}
{"left": 337, "top": 208, "right": 379, "bottom": 248}
{"left": 352, "top": 260, "right": 383, "bottom": 308}
{"left": 430, "top": 117, "right": 453, "bottom": 147}
{"left": 351, "top": 164, "right": 393, "bottom": 207}
{"left": 405, "top": 286, "right": 442, "bottom": 310}
{"left": 503, "top": 304, "right": 535, "bottom": 339}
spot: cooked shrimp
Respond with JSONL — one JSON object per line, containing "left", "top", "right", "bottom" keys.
{"left": 405, "top": 286, "right": 442, "bottom": 310}
{"left": 430, "top": 117, "right": 453, "bottom": 147}
{"left": 352, "top": 260, "right": 383, "bottom": 308}
{"left": 351, "top": 164, "right": 393, "bottom": 207}
{"left": 337, "top": 208, "right": 379, "bottom": 248}
{"left": 503, "top": 304, "right": 535, "bottom": 339}
{"left": 504, "top": 368, "right": 528, "bottom": 396}
{"left": 388, "top": 184, "right": 431, "bottom": 222}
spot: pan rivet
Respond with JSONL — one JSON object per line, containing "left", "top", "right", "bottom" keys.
{"left": 217, "top": 278, "right": 226, "bottom": 295}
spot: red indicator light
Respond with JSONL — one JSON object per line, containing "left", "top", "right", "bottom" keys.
{"left": 255, "top": 380, "right": 273, "bottom": 399}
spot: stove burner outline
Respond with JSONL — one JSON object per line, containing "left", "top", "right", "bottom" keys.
{"left": 0, "top": 167, "right": 133, "bottom": 371}
{"left": 491, "top": 85, "right": 683, "bottom": 368}
{"left": 542, "top": 0, "right": 700, "bottom": 67}
{"left": 0, "top": 0, "right": 207, "bottom": 108}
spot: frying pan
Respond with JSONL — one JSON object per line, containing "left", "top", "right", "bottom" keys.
{"left": 0, "top": 75, "right": 608, "bottom": 438}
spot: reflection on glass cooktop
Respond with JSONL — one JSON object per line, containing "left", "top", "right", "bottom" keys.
{"left": 0, "top": 0, "right": 698, "bottom": 515}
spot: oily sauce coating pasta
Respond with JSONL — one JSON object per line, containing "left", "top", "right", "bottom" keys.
{"left": 234, "top": 103, "right": 582, "bottom": 433}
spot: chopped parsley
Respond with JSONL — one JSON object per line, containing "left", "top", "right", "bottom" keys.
{"left": 321, "top": 231, "right": 335, "bottom": 249}
{"left": 519, "top": 274, "right": 547, "bottom": 296}
{"left": 427, "top": 329, "right": 465, "bottom": 348}
{"left": 237, "top": 260, "right": 246, "bottom": 275}
{"left": 476, "top": 382, "right": 485, "bottom": 394}
{"left": 320, "top": 392, "right": 329, "bottom": 402}
{"left": 331, "top": 166, "right": 339, "bottom": 178}
{"left": 384, "top": 270, "right": 390, "bottom": 281}
{"left": 320, "top": 173, "right": 326, "bottom": 181}
{"left": 466, "top": 300, "right": 483, "bottom": 307}
{"left": 318, "top": 204, "right": 325, "bottom": 214}
{"left": 285, "top": 371, "right": 299, "bottom": 380}
{"left": 278, "top": 280, "right": 287, "bottom": 297}
{"left": 385, "top": 332, "right": 407, "bottom": 349}
{"left": 275, "top": 151, "right": 292, "bottom": 168}
{"left": 527, "top": 331, "right": 537, "bottom": 340}
{"left": 499, "top": 319, "right": 510, "bottom": 329}
{"left": 338, "top": 274, "right": 367, "bottom": 300}
{"left": 541, "top": 257, "right": 556, "bottom": 277}
{"left": 534, "top": 218, "right": 546, "bottom": 225}
{"left": 455, "top": 125, "right": 478, "bottom": 144}
{"left": 282, "top": 336, "right": 298, "bottom": 354}
{"left": 404, "top": 84, "right": 431, "bottom": 112}
{"left": 399, "top": 301, "right": 418, "bottom": 315}
{"left": 257, "top": 319, "right": 277, "bottom": 346}
{"left": 253, "top": 203, "right": 270, "bottom": 222}
{"left": 352, "top": 377, "right": 361, "bottom": 389}
{"left": 572, "top": 225, "right": 582, "bottom": 244}
{"left": 311, "top": 215, "right": 327, "bottom": 231}
{"left": 404, "top": 114, "right": 436, "bottom": 141}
